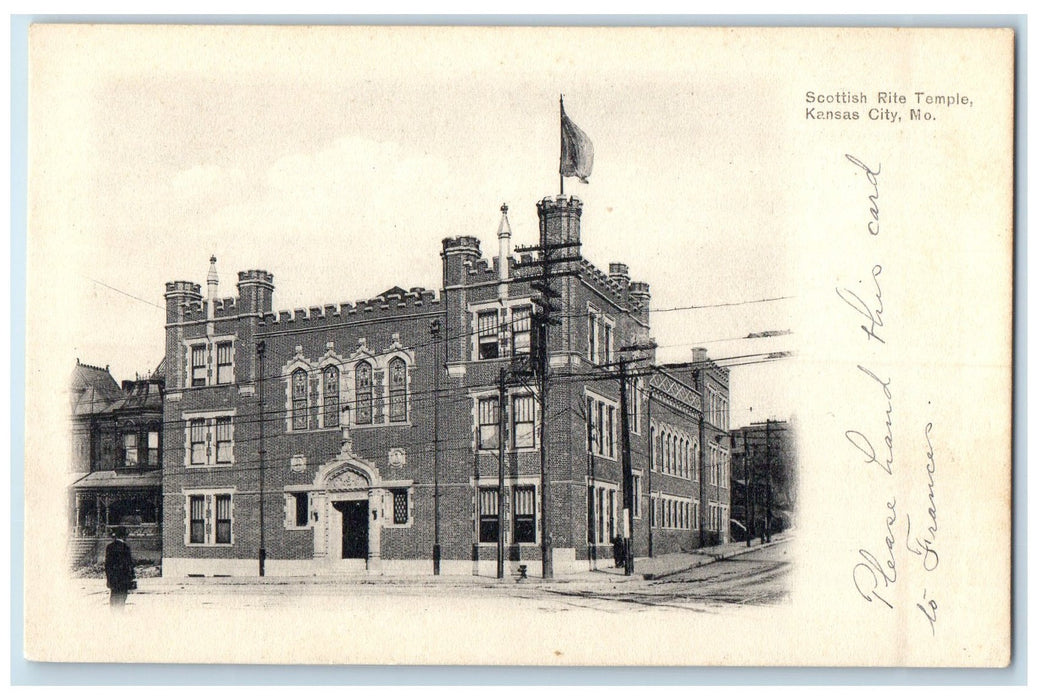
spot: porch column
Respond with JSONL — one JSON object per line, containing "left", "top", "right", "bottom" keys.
{"left": 73, "top": 493, "right": 81, "bottom": 537}
{"left": 367, "top": 487, "right": 383, "bottom": 574}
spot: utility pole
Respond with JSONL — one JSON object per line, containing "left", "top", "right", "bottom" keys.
{"left": 744, "top": 430, "right": 752, "bottom": 547}
{"left": 645, "top": 385, "right": 653, "bottom": 558}
{"left": 618, "top": 359, "right": 634, "bottom": 575}
{"left": 431, "top": 319, "right": 442, "bottom": 575}
{"left": 257, "top": 340, "right": 266, "bottom": 577}
{"left": 764, "top": 419, "right": 772, "bottom": 545}
{"left": 497, "top": 367, "right": 507, "bottom": 579}
{"left": 515, "top": 243, "right": 575, "bottom": 581}
{"left": 586, "top": 407, "right": 596, "bottom": 569}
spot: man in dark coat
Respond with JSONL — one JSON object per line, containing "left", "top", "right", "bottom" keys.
{"left": 104, "top": 526, "right": 135, "bottom": 608}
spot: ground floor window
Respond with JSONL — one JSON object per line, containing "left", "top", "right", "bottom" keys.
{"left": 185, "top": 492, "right": 233, "bottom": 545}
{"left": 392, "top": 489, "right": 409, "bottom": 525}
{"left": 478, "top": 487, "right": 499, "bottom": 543}
{"left": 513, "top": 485, "right": 536, "bottom": 543}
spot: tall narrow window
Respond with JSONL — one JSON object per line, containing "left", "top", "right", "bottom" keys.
{"left": 512, "top": 395, "right": 535, "bottom": 449}
{"left": 477, "top": 311, "right": 499, "bottom": 360}
{"left": 123, "top": 433, "right": 138, "bottom": 467}
{"left": 604, "top": 322, "right": 614, "bottom": 364}
{"left": 477, "top": 397, "right": 499, "bottom": 450}
{"left": 189, "top": 419, "right": 206, "bottom": 465}
{"left": 392, "top": 489, "right": 409, "bottom": 525}
{"left": 214, "top": 417, "right": 232, "bottom": 463}
{"left": 293, "top": 492, "right": 309, "bottom": 527}
{"left": 146, "top": 430, "right": 160, "bottom": 466}
{"left": 478, "top": 487, "right": 499, "bottom": 543}
{"left": 586, "top": 397, "right": 596, "bottom": 452}
{"left": 189, "top": 495, "right": 205, "bottom": 543}
{"left": 513, "top": 485, "right": 536, "bottom": 543}
{"left": 633, "top": 475, "right": 642, "bottom": 518}
{"left": 191, "top": 345, "right": 207, "bottom": 387}
{"left": 323, "top": 365, "right": 340, "bottom": 427}
{"left": 216, "top": 342, "right": 233, "bottom": 384}
{"left": 605, "top": 405, "right": 615, "bottom": 457}
{"left": 597, "top": 488, "right": 606, "bottom": 544}
{"left": 511, "top": 306, "right": 532, "bottom": 356}
{"left": 655, "top": 430, "right": 663, "bottom": 468}
{"left": 354, "top": 362, "right": 373, "bottom": 425}
{"left": 214, "top": 494, "right": 231, "bottom": 544}
{"left": 587, "top": 313, "right": 598, "bottom": 363}
{"left": 292, "top": 369, "right": 309, "bottom": 430}
{"left": 595, "top": 402, "right": 605, "bottom": 455}
{"left": 388, "top": 358, "right": 407, "bottom": 423}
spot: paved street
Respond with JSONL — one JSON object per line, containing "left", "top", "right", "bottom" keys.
{"left": 74, "top": 540, "right": 791, "bottom": 615}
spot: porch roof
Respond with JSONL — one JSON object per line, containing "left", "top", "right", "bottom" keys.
{"left": 71, "top": 470, "right": 162, "bottom": 490}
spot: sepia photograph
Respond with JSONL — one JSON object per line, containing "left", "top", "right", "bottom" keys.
{"left": 23, "top": 23, "right": 1013, "bottom": 668}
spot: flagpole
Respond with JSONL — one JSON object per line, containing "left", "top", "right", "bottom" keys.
{"left": 559, "top": 94, "right": 565, "bottom": 196}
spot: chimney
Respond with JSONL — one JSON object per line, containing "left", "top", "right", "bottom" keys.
{"left": 497, "top": 203, "right": 512, "bottom": 299}
{"left": 692, "top": 347, "right": 709, "bottom": 364}
{"left": 608, "top": 262, "right": 630, "bottom": 288}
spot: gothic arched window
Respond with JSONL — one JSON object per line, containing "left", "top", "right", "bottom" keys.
{"left": 292, "top": 369, "right": 308, "bottom": 431}
{"left": 388, "top": 358, "right": 407, "bottom": 422}
{"left": 355, "top": 361, "right": 373, "bottom": 425}
{"left": 323, "top": 365, "right": 340, "bottom": 428}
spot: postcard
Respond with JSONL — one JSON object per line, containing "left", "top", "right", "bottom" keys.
{"left": 23, "top": 24, "right": 1013, "bottom": 666}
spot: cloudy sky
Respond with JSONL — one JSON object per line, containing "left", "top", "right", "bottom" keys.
{"left": 31, "top": 25, "right": 797, "bottom": 427}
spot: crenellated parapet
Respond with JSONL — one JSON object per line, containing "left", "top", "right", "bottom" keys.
{"left": 578, "top": 259, "right": 629, "bottom": 306}
{"left": 260, "top": 288, "right": 441, "bottom": 329}
{"left": 213, "top": 297, "right": 239, "bottom": 317}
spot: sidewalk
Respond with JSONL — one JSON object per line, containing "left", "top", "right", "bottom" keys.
{"left": 85, "top": 533, "right": 792, "bottom": 591}
{"left": 570, "top": 532, "right": 792, "bottom": 581}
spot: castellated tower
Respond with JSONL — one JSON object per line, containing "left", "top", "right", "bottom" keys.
{"left": 164, "top": 281, "right": 202, "bottom": 390}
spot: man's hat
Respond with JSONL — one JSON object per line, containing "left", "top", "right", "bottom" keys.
{"left": 112, "top": 526, "right": 127, "bottom": 538}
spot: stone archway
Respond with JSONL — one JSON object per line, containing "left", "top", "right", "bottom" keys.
{"left": 309, "top": 429, "right": 386, "bottom": 572}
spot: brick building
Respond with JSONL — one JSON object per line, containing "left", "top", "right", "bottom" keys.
{"left": 161, "top": 196, "right": 730, "bottom": 577}
{"left": 730, "top": 419, "right": 796, "bottom": 542}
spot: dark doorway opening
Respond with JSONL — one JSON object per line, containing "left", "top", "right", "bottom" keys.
{"left": 334, "top": 500, "right": 368, "bottom": 559}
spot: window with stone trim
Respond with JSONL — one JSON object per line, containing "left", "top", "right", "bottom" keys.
{"left": 191, "top": 345, "right": 207, "bottom": 387}
{"left": 216, "top": 342, "right": 233, "bottom": 385}
{"left": 388, "top": 358, "right": 407, "bottom": 423}
{"left": 513, "top": 485, "right": 536, "bottom": 543}
{"left": 512, "top": 395, "right": 535, "bottom": 449}
{"left": 189, "top": 495, "right": 205, "bottom": 543}
{"left": 189, "top": 419, "right": 206, "bottom": 465}
{"left": 477, "top": 310, "right": 499, "bottom": 360}
{"left": 392, "top": 488, "right": 409, "bottom": 525}
{"left": 292, "top": 369, "right": 309, "bottom": 430}
{"left": 293, "top": 492, "right": 309, "bottom": 527}
{"left": 323, "top": 365, "right": 340, "bottom": 428}
{"left": 478, "top": 487, "right": 499, "bottom": 543}
{"left": 477, "top": 397, "right": 499, "bottom": 450}
{"left": 214, "top": 417, "right": 233, "bottom": 463}
{"left": 215, "top": 494, "right": 232, "bottom": 543}
{"left": 186, "top": 492, "right": 234, "bottom": 546}
{"left": 511, "top": 305, "right": 532, "bottom": 356}
{"left": 354, "top": 361, "right": 373, "bottom": 425}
